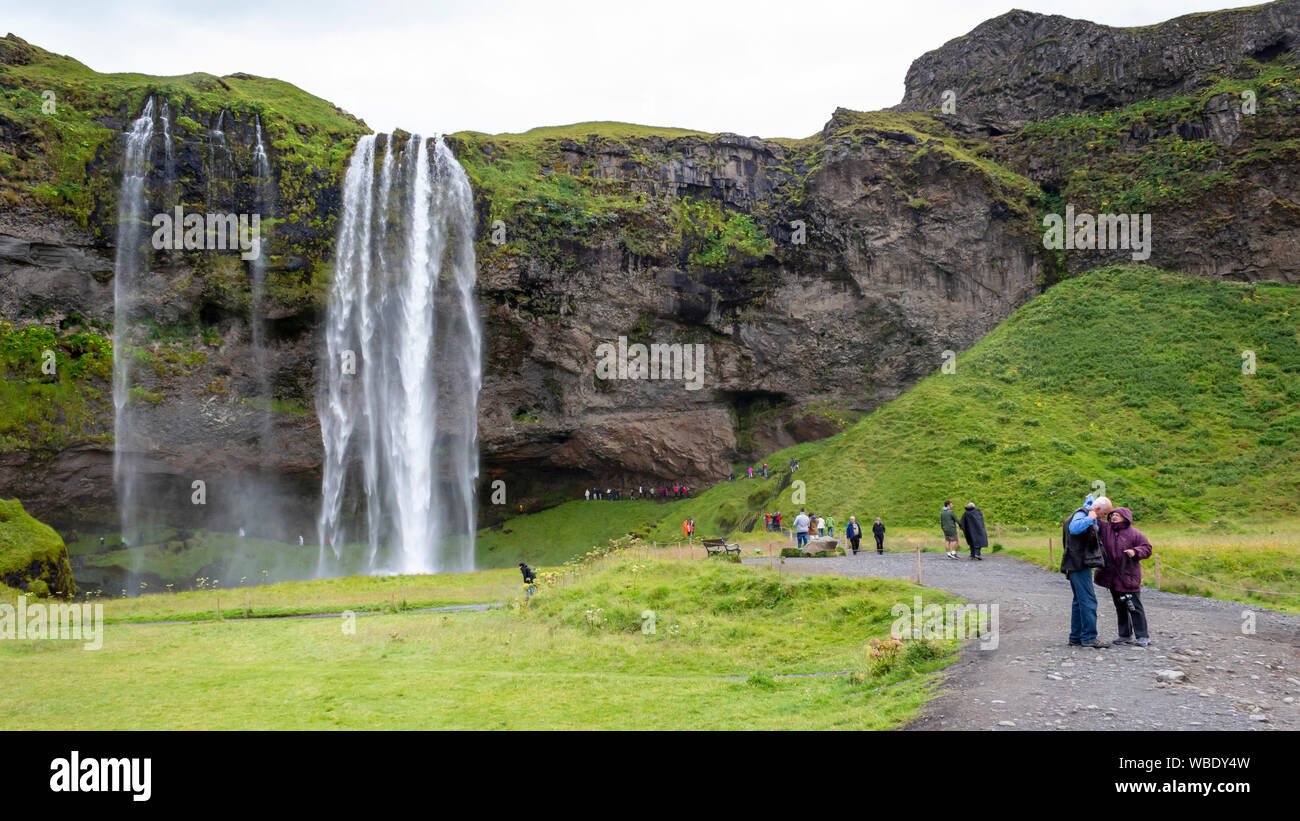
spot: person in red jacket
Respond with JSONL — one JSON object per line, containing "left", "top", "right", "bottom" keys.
{"left": 1093, "top": 506, "right": 1153, "bottom": 646}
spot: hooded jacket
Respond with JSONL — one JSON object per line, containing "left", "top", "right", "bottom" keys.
{"left": 1093, "top": 507, "right": 1152, "bottom": 592}
{"left": 960, "top": 506, "right": 988, "bottom": 549}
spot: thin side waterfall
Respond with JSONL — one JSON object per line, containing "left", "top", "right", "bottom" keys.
{"left": 112, "top": 99, "right": 156, "bottom": 547}
{"left": 317, "top": 134, "right": 482, "bottom": 576}
{"left": 159, "top": 99, "right": 175, "bottom": 204}
{"left": 207, "top": 111, "right": 229, "bottom": 208}
{"left": 250, "top": 115, "right": 273, "bottom": 448}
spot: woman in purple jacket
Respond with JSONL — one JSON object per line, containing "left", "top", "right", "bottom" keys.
{"left": 1093, "top": 507, "right": 1153, "bottom": 646}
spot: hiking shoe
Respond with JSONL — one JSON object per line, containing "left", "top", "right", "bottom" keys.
{"left": 1135, "top": 637, "right": 1150, "bottom": 647}
{"left": 1083, "top": 639, "right": 1109, "bottom": 648}
{"left": 1112, "top": 637, "right": 1133, "bottom": 646}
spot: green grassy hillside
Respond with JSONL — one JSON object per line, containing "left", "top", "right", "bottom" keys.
{"left": 774, "top": 265, "right": 1300, "bottom": 527}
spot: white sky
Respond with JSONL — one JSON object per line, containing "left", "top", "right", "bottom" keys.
{"left": 1, "top": 0, "right": 1250, "bottom": 138}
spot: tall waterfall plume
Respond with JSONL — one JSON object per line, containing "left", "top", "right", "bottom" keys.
{"left": 249, "top": 115, "right": 274, "bottom": 450}
{"left": 112, "top": 99, "right": 156, "bottom": 547}
{"left": 317, "top": 133, "right": 482, "bottom": 576}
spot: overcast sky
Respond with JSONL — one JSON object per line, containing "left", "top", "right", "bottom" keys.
{"left": 2, "top": 0, "right": 1250, "bottom": 138}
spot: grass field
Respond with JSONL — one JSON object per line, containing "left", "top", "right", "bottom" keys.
{"left": 0, "top": 556, "right": 960, "bottom": 730}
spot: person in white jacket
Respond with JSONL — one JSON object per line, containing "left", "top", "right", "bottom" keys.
{"left": 793, "top": 509, "right": 811, "bottom": 549}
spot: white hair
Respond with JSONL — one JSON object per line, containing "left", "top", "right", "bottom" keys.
{"left": 1092, "top": 496, "right": 1113, "bottom": 510}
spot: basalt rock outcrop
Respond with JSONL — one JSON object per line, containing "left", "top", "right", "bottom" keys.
{"left": 897, "top": 0, "right": 1300, "bottom": 134}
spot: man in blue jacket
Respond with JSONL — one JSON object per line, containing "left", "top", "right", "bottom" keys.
{"left": 1062, "top": 494, "right": 1110, "bottom": 648}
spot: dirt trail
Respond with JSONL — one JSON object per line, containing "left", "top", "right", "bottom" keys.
{"left": 745, "top": 552, "right": 1299, "bottom": 730}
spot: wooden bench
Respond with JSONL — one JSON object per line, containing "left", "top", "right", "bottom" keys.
{"left": 701, "top": 538, "right": 741, "bottom": 557}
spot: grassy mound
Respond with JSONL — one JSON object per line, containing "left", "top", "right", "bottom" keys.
{"left": 0, "top": 498, "right": 75, "bottom": 597}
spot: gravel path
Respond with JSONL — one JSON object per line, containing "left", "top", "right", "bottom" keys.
{"left": 744, "top": 552, "right": 1299, "bottom": 731}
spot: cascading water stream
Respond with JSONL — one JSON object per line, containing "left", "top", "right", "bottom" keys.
{"left": 159, "top": 99, "right": 175, "bottom": 204}
{"left": 317, "top": 133, "right": 482, "bottom": 576}
{"left": 250, "top": 115, "right": 274, "bottom": 449}
{"left": 112, "top": 100, "right": 156, "bottom": 547}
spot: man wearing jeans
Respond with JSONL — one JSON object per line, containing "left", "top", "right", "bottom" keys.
{"left": 793, "top": 509, "right": 810, "bottom": 549}
{"left": 1062, "top": 494, "right": 1110, "bottom": 648}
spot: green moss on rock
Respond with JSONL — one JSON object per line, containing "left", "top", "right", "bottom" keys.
{"left": 0, "top": 498, "right": 75, "bottom": 597}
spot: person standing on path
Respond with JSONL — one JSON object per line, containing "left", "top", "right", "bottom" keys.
{"left": 941, "top": 500, "right": 961, "bottom": 558}
{"left": 845, "top": 516, "right": 863, "bottom": 554}
{"left": 872, "top": 518, "right": 885, "bottom": 554}
{"left": 1094, "top": 506, "right": 1153, "bottom": 647}
{"left": 826, "top": 515, "right": 836, "bottom": 538}
{"left": 959, "top": 502, "right": 988, "bottom": 560}
{"left": 793, "top": 509, "right": 810, "bottom": 550}
{"left": 1062, "top": 494, "right": 1110, "bottom": 648}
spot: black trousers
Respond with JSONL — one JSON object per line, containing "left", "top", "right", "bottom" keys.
{"left": 1110, "top": 588, "right": 1149, "bottom": 639}
{"left": 874, "top": 535, "right": 883, "bottom": 553}
{"left": 849, "top": 537, "right": 860, "bottom": 553}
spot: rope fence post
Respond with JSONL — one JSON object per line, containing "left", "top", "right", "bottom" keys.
{"left": 1048, "top": 536, "right": 1053, "bottom": 567}
{"left": 1154, "top": 554, "right": 1160, "bottom": 589}
{"left": 915, "top": 543, "right": 921, "bottom": 585}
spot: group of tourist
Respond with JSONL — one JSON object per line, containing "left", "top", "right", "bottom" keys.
{"left": 583, "top": 485, "right": 692, "bottom": 501}
{"left": 789, "top": 509, "right": 887, "bottom": 554}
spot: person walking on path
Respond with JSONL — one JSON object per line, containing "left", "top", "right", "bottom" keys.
{"left": 793, "top": 509, "right": 810, "bottom": 550}
{"left": 872, "top": 518, "right": 885, "bottom": 554}
{"left": 1062, "top": 494, "right": 1110, "bottom": 648}
{"left": 941, "top": 500, "right": 961, "bottom": 559}
{"left": 826, "top": 515, "right": 836, "bottom": 538}
{"left": 959, "top": 502, "right": 988, "bottom": 560}
{"left": 845, "top": 516, "right": 863, "bottom": 554}
{"left": 1094, "top": 506, "right": 1153, "bottom": 647}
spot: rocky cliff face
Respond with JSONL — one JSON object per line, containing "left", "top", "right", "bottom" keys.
{"left": 897, "top": 0, "right": 1300, "bottom": 134}
{"left": 1, "top": 0, "right": 1298, "bottom": 534}
{"left": 461, "top": 112, "right": 1042, "bottom": 511}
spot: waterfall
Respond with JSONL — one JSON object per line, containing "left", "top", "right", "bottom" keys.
{"left": 112, "top": 99, "right": 156, "bottom": 547}
{"left": 159, "top": 99, "right": 175, "bottom": 204}
{"left": 317, "top": 133, "right": 482, "bottom": 576}
{"left": 207, "top": 111, "right": 229, "bottom": 208}
{"left": 250, "top": 115, "right": 273, "bottom": 449}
